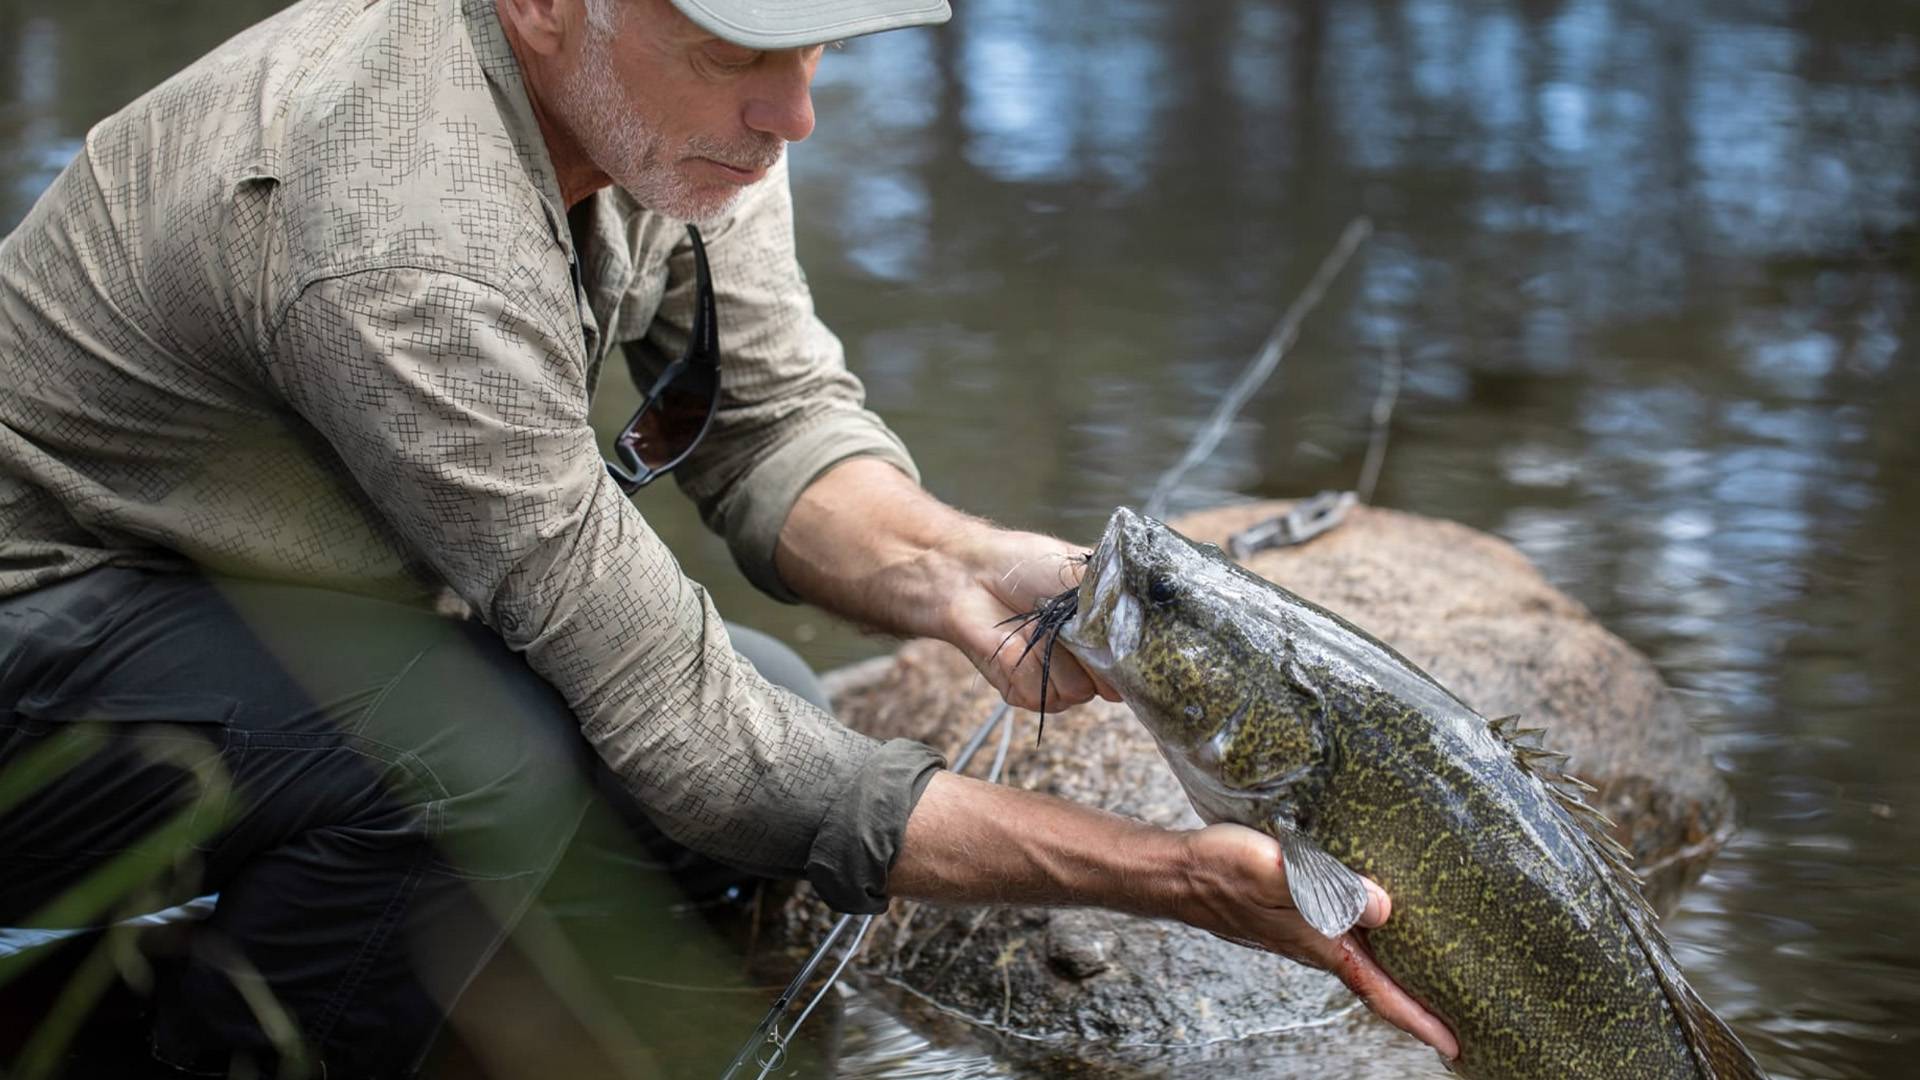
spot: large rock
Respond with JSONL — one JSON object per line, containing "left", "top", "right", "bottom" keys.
{"left": 783, "top": 502, "right": 1736, "bottom": 1076}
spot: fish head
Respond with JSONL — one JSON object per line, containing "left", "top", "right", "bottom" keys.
{"left": 1063, "top": 507, "right": 1320, "bottom": 783}
{"left": 1061, "top": 507, "right": 1184, "bottom": 680}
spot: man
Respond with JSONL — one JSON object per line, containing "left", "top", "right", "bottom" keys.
{"left": 0, "top": 0, "right": 1457, "bottom": 1073}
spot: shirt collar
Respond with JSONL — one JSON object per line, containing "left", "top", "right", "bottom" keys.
{"left": 459, "top": 0, "right": 575, "bottom": 260}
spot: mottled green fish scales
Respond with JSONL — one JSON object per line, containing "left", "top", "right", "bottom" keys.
{"left": 1313, "top": 684, "right": 1691, "bottom": 1076}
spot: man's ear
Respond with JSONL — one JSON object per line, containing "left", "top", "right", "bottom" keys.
{"left": 497, "top": 0, "right": 578, "bottom": 57}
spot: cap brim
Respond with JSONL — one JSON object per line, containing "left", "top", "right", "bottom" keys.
{"left": 669, "top": 0, "right": 951, "bottom": 49}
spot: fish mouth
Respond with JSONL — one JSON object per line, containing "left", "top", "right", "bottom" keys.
{"left": 1061, "top": 508, "right": 1137, "bottom": 673}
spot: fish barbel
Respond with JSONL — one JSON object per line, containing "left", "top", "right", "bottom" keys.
{"left": 1052, "top": 507, "right": 1765, "bottom": 1080}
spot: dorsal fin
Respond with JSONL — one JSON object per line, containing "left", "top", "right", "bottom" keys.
{"left": 1486, "top": 715, "right": 1638, "bottom": 895}
{"left": 1485, "top": 715, "right": 1770, "bottom": 1078}
{"left": 1663, "top": 972, "right": 1772, "bottom": 1079}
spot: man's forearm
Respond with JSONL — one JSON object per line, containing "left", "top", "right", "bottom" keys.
{"left": 887, "top": 771, "right": 1191, "bottom": 916}
{"left": 772, "top": 456, "right": 993, "bottom": 641}
{"left": 890, "top": 771, "right": 1462, "bottom": 1059}
{"left": 774, "top": 454, "right": 1108, "bottom": 715}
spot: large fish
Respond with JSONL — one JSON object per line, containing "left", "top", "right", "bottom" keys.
{"left": 1047, "top": 507, "right": 1765, "bottom": 1079}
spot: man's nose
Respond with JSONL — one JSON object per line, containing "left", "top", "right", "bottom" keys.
{"left": 742, "top": 53, "right": 817, "bottom": 143}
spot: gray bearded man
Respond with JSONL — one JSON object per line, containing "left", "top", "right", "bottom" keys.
{"left": 0, "top": 0, "right": 1456, "bottom": 1073}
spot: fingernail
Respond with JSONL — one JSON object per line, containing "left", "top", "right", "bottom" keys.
{"left": 1361, "top": 880, "right": 1390, "bottom": 926}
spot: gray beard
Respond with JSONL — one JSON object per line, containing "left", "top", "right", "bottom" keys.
{"left": 559, "top": 25, "right": 782, "bottom": 222}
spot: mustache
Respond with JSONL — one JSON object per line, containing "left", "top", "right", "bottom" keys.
{"left": 687, "top": 133, "right": 785, "bottom": 171}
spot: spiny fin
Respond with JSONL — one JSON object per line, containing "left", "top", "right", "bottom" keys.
{"left": 1488, "top": 714, "right": 1641, "bottom": 903}
{"left": 1669, "top": 974, "right": 1771, "bottom": 1078}
{"left": 1488, "top": 716, "right": 1769, "bottom": 1078}
{"left": 1577, "top": 829, "right": 1770, "bottom": 1078}
{"left": 1275, "top": 826, "right": 1369, "bottom": 939}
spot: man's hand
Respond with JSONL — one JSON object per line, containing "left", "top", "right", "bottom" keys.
{"left": 932, "top": 525, "right": 1119, "bottom": 713}
{"left": 1177, "top": 822, "right": 1460, "bottom": 1058}
{"left": 774, "top": 458, "right": 1114, "bottom": 712}
{"left": 891, "top": 773, "right": 1461, "bottom": 1060}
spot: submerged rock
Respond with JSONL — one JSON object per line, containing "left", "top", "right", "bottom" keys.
{"left": 782, "top": 501, "right": 1736, "bottom": 1074}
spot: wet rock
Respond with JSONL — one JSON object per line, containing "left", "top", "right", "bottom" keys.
{"left": 1043, "top": 911, "right": 1115, "bottom": 981}
{"left": 786, "top": 501, "right": 1736, "bottom": 1073}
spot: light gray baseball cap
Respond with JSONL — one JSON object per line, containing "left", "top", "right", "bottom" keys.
{"left": 667, "top": 0, "right": 951, "bottom": 49}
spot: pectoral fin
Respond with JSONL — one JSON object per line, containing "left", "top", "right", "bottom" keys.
{"left": 1277, "top": 828, "right": 1370, "bottom": 938}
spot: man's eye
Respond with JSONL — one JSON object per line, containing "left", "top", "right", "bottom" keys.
{"left": 704, "top": 45, "right": 761, "bottom": 70}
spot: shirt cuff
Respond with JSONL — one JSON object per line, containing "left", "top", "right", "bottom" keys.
{"left": 723, "top": 416, "right": 920, "bottom": 603}
{"left": 804, "top": 738, "right": 947, "bottom": 914}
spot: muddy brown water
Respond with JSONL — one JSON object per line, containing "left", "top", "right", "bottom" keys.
{"left": 3, "top": 1, "right": 1915, "bottom": 1076}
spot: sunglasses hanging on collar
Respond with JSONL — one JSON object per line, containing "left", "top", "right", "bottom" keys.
{"left": 606, "top": 224, "right": 721, "bottom": 494}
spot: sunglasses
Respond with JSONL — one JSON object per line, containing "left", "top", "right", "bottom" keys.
{"left": 606, "top": 224, "right": 721, "bottom": 494}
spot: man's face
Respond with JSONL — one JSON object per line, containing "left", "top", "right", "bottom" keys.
{"left": 551, "top": 0, "right": 823, "bottom": 221}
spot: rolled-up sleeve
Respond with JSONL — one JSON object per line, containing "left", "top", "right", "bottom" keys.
{"left": 267, "top": 266, "right": 940, "bottom": 911}
{"left": 625, "top": 157, "right": 918, "bottom": 603}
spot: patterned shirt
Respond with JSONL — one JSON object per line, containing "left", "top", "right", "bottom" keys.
{"left": 0, "top": 0, "right": 942, "bottom": 912}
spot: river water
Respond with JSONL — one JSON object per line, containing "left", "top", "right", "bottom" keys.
{"left": 3, "top": 1, "right": 1915, "bottom": 1077}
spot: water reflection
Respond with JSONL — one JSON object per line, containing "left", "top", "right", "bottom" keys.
{"left": 3, "top": 0, "right": 1917, "bottom": 1075}
{"left": 3, "top": 17, "right": 74, "bottom": 213}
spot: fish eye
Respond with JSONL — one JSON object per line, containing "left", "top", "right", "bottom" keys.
{"left": 1146, "top": 573, "right": 1179, "bottom": 606}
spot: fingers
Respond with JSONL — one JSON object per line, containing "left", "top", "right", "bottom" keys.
{"left": 948, "top": 529, "right": 1117, "bottom": 713}
{"left": 1244, "top": 845, "right": 1448, "bottom": 1058}
{"left": 1089, "top": 670, "right": 1122, "bottom": 702}
{"left": 1359, "top": 877, "right": 1390, "bottom": 928}
{"left": 971, "top": 618, "right": 1105, "bottom": 713}
{"left": 1001, "top": 644, "right": 1103, "bottom": 712}
{"left": 1315, "top": 933, "right": 1460, "bottom": 1060}
{"left": 1181, "top": 826, "right": 1455, "bottom": 1058}
{"left": 988, "top": 657, "right": 1088, "bottom": 713}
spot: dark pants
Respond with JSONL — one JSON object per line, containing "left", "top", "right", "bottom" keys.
{"left": 0, "top": 568, "right": 825, "bottom": 1077}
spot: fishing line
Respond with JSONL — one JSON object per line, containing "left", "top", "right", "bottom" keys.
{"left": 721, "top": 705, "right": 1014, "bottom": 1080}
{"left": 1145, "top": 217, "right": 1373, "bottom": 520}
{"left": 1355, "top": 328, "right": 1402, "bottom": 505}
